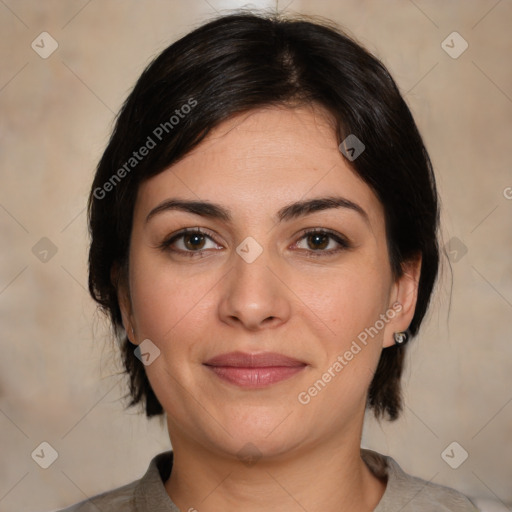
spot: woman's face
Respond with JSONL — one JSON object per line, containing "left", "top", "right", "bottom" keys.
{"left": 120, "top": 105, "right": 419, "bottom": 459}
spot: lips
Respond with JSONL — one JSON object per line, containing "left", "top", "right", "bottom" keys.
{"left": 203, "top": 351, "right": 307, "bottom": 388}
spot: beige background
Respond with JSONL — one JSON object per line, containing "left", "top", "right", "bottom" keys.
{"left": 0, "top": 1, "right": 511, "bottom": 511}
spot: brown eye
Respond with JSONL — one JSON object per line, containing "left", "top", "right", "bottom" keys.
{"left": 183, "top": 232, "right": 207, "bottom": 251}
{"left": 158, "top": 228, "right": 222, "bottom": 257}
{"left": 306, "top": 232, "right": 330, "bottom": 250}
{"left": 294, "top": 229, "right": 351, "bottom": 256}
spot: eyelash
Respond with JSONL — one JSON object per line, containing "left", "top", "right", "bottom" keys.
{"left": 157, "top": 227, "right": 352, "bottom": 259}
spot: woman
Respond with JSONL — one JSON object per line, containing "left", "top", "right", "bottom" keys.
{"left": 59, "top": 12, "right": 478, "bottom": 512}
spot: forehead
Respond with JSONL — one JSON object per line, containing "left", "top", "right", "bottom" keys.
{"left": 135, "top": 106, "right": 384, "bottom": 228}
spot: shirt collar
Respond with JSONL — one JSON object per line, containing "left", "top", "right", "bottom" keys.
{"left": 134, "top": 449, "right": 394, "bottom": 511}
{"left": 134, "top": 451, "right": 179, "bottom": 511}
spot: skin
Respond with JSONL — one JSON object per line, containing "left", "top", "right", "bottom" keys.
{"left": 118, "top": 105, "right": 421, "bottom": 512}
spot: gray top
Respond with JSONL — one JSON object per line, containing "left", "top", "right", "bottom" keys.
{"left": 54, "top": 449, "right": 479, "bottom": 511}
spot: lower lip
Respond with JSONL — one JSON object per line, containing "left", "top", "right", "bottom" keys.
{"left": 205, "top": 365, "right": 305, "bottom": 388}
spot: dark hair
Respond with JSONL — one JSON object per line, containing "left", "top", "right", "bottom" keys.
{"left": 88, "top": 12, "right": 440, "bottom": 421}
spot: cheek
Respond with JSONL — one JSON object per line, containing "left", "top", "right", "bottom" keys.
{"left": 295, "top": 272, "right": 389, "bottom": 413}
{"left": 297, "top": 257, "right": 390, "bottom": 337}
{"left": 129, "top": 245, "right": 391, "bottom": 351}
{"left": 292, "top": 255, "right": 392, "bottom": 403}
{"left": 129, "top": 247, "right": 208, "bottom": 333}
{"left": 127, "top": 254, "right": 219, "bottom": 412}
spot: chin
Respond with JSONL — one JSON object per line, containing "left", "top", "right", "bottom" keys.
{"left": 208, "top": 415, "right": 307, "bottom": 461}
{"left": 219, "top": 433, "right": 301, "bottom": 464}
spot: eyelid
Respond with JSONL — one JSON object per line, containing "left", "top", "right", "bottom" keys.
{"left": 291, "top": 227, "right": 352, "bottom": 255}
{"left": 293, "top": 227, "right": 351, "bottom": 245}
{"left": 158, "top": 226, "right": 352, "bottom": 256}
{"left": 158, "top": 227, "right": 221, "bottom": 250}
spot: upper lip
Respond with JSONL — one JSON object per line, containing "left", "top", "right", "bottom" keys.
{"left": 204, "top": 351, "right": 306, "bottom": 368}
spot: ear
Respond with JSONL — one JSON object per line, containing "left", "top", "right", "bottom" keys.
{"left": 111, "top": 263, "right": 138, "bottom": 345}
{"left": 382, "top": 253, "right": 422, "bottom": 348}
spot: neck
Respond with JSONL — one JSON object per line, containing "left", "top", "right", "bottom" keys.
{"left": 164, "top": 420, "right": 386, "bottom": 512}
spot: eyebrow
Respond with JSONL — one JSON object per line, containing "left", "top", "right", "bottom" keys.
{"left": 145, "top": 196, "right": 370, "bottom": 226}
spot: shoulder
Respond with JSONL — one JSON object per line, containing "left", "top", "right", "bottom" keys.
{"left": 52, "top": 450, "right": 175, "bottom": 512}
{"left": 53, "top": 480, "right": 138, "bottom": 511}
{"left": 361, "top": 448, "right": 480, "bottom": 512}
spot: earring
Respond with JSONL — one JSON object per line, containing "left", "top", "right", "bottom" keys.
{"left": 393, "top": 331, "right": 409, "bottom": 345}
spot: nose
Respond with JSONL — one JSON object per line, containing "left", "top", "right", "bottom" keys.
{"left": 218, "top": 244, "right": 292, "bottom": 331}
